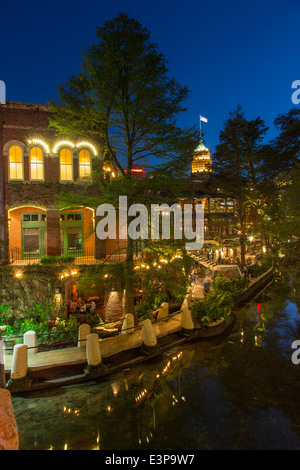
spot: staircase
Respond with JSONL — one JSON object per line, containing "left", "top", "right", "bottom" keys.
{"left": 188, "top": 251, "right": 243, "bottom": 278}
{"left": 188, "top": 252, "right": 218, "bottom": 270}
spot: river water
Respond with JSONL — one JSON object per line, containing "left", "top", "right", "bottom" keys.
{"left": 11, "top": 278, "right": 300, "bottom": 450}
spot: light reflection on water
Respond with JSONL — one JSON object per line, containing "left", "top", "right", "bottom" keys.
{"left": 12, "top": 284, "right": 300, "bottom": 450}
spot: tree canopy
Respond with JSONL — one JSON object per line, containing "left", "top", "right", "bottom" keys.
{"left": 49, "top": 13, "right": 199, "bottom": 312}
{"left": 49, "top": 13, "right": 198, "bottom": 177}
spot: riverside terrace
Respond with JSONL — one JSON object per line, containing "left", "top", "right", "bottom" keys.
{"left": 1, "top": 266, "right": 273, "bottom": 395}
{"left": 0, "top": 267, "right": 273, "bottom": 450}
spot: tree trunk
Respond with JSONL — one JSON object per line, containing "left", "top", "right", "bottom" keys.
{"left": 125, "top": 230, "right": 135, "bottom": 314}
{"left": 240, "top": 234, "right": 246, "bottom": 267}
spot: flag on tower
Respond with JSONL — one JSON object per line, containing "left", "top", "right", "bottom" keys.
{"left": 200, "top": 115, "right": 208, "bottom": 123}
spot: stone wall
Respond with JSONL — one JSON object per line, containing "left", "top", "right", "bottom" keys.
{"left": 0, "top": 389, "right": 19, "bottom": 450}
{"left": 236, "top": 267, "right": 274, "bottom": 305}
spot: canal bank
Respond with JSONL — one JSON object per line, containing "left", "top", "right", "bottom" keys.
{"left": 3, "top": 267, "right": 273, "bottom": 395}
{"left": 10, "top": 276, "right": 300, "bottom": 450}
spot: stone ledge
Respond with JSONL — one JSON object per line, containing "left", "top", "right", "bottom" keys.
{"left": 0, "top": 389, "right": 19, "bottom": 450}
{"left": 194, "top": 315, "right": 234, "bottom": 338}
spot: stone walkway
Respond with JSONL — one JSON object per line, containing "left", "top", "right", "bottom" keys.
{"left": 4, "top": 313, "right": 183, "bottom": 373}
{"left": 191, "top": 276, "right": 205, "bottom": 299}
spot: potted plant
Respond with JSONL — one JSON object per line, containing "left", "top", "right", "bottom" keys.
{"left": 190, "top": 300, "right": 209, "bottom": 326}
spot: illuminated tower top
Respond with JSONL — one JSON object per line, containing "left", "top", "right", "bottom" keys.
{"left": 191, "top": 141, "right": 212, "bottom": 175}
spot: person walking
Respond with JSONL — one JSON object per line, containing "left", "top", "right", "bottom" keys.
{"left": 204, "top": 280, "right": 211, "bottom": 294}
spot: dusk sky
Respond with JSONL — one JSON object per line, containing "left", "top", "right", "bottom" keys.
{"left": 1, "top": 0, "right": 299, "bottom": 154}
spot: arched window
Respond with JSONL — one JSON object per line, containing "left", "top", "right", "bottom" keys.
{"left": 30, "top": 147, "right": 44, "bottom": 180}
{"left": 9, "top": 145, "right": 23, "bottom": 180}
{"left": 60, "top": 148, "right": 73, "bottom": 181}
{"left": 78, "top": 149, "right": 91, "bottom": 179}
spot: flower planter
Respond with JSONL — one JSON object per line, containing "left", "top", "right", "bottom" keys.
{"left": 194, "top": 313, "right": 234, "bottom": 338}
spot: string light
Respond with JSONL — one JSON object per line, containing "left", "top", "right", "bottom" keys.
{"left": 53, "top": 141, "right": 75, "bottom": 153}
{"left": 28, "top": 138, "right": 50, "bottom": 153}
{"left": 76, "top": 142, "right": 97, "bottom": 156}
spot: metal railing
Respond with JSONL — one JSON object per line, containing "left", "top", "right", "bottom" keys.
{"left": 1, "top": 308, "right": 182, "bottom": 353}
{"left": 9, "top": 244, "right": 142, "bottom": 265}
{"left": 2, "top": 329, "right": 79, "bottom": 352}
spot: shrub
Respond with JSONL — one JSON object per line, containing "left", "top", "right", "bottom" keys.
{"left": 58, "top": 255, "right": 76, "bottom": 264}
{"left": 190, "top": 300, "right": 208, "bottom": 325}
{"left": 135, "top": 302, "right": 152, "bottom": 321}
{"left": 40, "top": 255, "right": 58, "bottom": 265}
{"left": 212, "top": 274, "right": 249, "bottom": 297}
{"left": 191, "top": 289, "right": 234, "bottom": 326}
{"left": 40, "top": 255, "right": 76, "bottom": 265}
{"left": 169, "top": 283, "right": 188, "bottom": 304}
{"left": 0, "top": 305, "right": 14, "bottom": 327}
{"left": 153, "top": 293, "right": 169, "bottom": 307}
{"left": 247, "top": 255, "right": 272, "bottom": 278}
{"left": 0, "top": 301, "right": 81, "bottom": 346}
{"left": 205, "top": 290, "right": 234, "bottom": 321}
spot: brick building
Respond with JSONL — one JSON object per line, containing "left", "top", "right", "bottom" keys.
{"left": 0, "top": 101, "right": 241, "bottom": 269}
{"left": 0, "top": 101, "right": 117, "bottom": 265}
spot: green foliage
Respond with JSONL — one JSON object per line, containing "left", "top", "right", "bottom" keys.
{"left": 0, "top": 300, "right": 82, "bottom": 345}
{"left": 190, "top": 300, "right": 208, "bottom": 325}
{"left": 204, "top": 290, "right": 234, "bottom": 319}
{"left": 153, "top": 293, "right": 169, "bottom": 307}
{"left": 191, "top": 274, "right": 248, "bottom": 326}
{"left": 191, "top": 290, "right": 233, "bottom": 326}
{"left": 212, "top": 274, "right": 249, "bottom": 296}
{"left": 134, "top": 302, "right": 152, "bottom": 321}
{"left": 247, "top": 256, "right": 272, "bottom": 278}
{"left": 0, "top": 305, "right": 14, "bottom": 336}
{"left": 48, "top": 14, "right": 200, "bottom": 312}
{"left": 40, "top": 255, "right": 76, "bottom": 265}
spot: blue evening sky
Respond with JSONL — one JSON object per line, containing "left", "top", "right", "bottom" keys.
{"left": 1, "top": 0, "right": 299, "bottom": 154}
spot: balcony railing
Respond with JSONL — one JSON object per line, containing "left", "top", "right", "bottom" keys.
{"left": 8, "top": 244, "right": 141, "bottom": 265}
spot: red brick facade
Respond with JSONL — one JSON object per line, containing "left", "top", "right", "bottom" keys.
{"left": 0, "top": 102, "right": 107, "bottom": 263}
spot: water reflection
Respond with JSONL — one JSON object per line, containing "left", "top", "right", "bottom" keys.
{"left": 12, "top": 282, "right": 300, "bottom": 450}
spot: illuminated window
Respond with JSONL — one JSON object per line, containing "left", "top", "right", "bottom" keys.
{"left": 60, "top": 148, "right": 73, "bottom": 181}
{"left": 30, "top": 147, "right": 43, "bottom": 180}
{"left": 9, "top": 146, "right": 23, "bottom": 180}
{"left": 78, "top": 149, "right": 91, "bottom": 179}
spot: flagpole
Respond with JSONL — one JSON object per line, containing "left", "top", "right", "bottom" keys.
{"left": 199, "top": 115, "right": 201, "bottom": 139}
